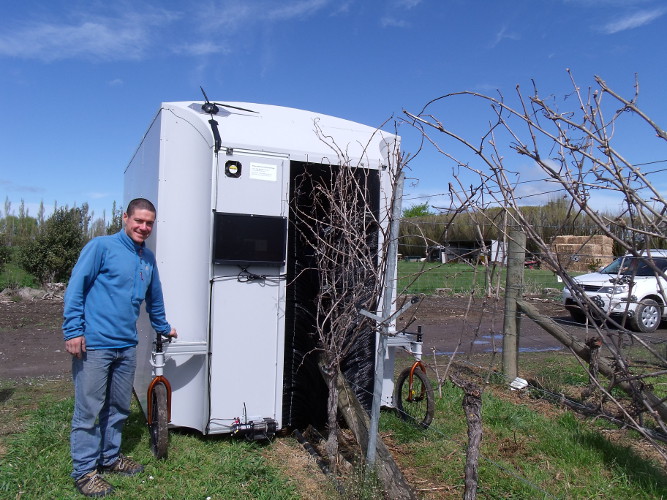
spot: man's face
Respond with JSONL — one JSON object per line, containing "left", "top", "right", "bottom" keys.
{"left": 123, "top": 208, "right": 156, "bottom": 244}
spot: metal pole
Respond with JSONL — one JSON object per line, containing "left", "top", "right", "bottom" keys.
{"left": 367, "top": 172, "right": 404, "bottom": 466}
{"left": 502, "top": 229, "right": 525, "bottom": 379}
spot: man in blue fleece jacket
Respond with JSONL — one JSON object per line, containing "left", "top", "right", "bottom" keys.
{"left": 63, "top": 198, "right": 177, "bottom": 498}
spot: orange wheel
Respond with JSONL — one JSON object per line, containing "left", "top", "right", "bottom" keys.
{"left": 394, "top": 366, "right": 434, "bottom": 428}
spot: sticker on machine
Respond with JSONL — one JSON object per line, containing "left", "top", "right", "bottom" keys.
{"left": 249, "top": 162, "right": 278, "bottom": 182}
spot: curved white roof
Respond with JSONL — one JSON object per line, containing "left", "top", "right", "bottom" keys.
{"left": 165, "top": 101, "right": 399, "bottom": 167}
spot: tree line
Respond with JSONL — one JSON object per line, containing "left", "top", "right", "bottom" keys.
{"left": 2, "top": 193, "right": 640, "bottom": 286}
{"left": 0, "top": 198, "right": 123, "bottom": 286}
{"left": 399, "top": 197, "right": 648, "bottom": 257}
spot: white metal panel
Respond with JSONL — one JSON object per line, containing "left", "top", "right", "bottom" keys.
{"left": 207, "top": 271, "right": 285, "bottom": 432}
{"left": 153, "top": 105, "right": 214, "bottom": 432}
{"left": 128, "top": 106, "right": 214, "bottom": 432}
{"left": 215, "top": 152, "right": 288, "bottom": 216}
{"left": 153, "top": 104, "right": 213, "bottom": 346}
{"left": 124, "top": 111, "right": 162, "bottom": 214}
{"left": 376, "top": 142, "right": 403, "bottom": 405}
{"left": 207, "top": 145, "right": 289, "bottom": 432}
{"left": 126, "top": 112, "right": 164, "bottom": 423}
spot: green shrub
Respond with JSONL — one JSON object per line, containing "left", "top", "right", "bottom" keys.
{"left": 18, "top": 207, "right": 86, "bottom": 285}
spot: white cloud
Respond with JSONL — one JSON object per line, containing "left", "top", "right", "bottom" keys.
{"left": 489, "top": 25, "right": 521, "bottom": 48}
{"left": 266, "top": 0, "right": 329, "bottom": 21}
{"left": 193, "top": 0, "right": 335, "bottom": 48}
{"left": 108, "top": 78, "right": 124, "bottom": 87}
{"left": 0, "top": 1, "right": 356, "bottom": 64}
{"left": 0, "top": 9, "right": 178, "bottom": 62}
{"left": 394, "top": 0, "right": 422, "bottom": 8}
{"left": 564, "top": 0, "right": 651, "bottom": 5}
{"left": 199, "top": 0, "right": 330, "bottom": 25}
{"left": 331, "top": 1, "right": 354, "bottom": 15}
{"left": 380, "top": 16, "right": 409, "bottom": 28}
{"left": 598, "top": 8, "right": 666, "bottom": 34}
{"left": 172, "top": 41, "right": 229, "bottom": 57}
{"left": 379, "top": 0, "right": 422, "bottom": 28}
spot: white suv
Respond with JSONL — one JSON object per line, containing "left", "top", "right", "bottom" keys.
{"left": 562, "top": 250, "right": 667, "bottom": 333}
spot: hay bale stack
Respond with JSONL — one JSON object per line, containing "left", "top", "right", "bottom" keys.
{"left": 550, "top": 235, "right": 614, "bottom": 272}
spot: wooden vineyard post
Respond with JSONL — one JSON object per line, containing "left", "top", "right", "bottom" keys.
{"left": 503, "top": 229, "right": 526, "bottom": 379}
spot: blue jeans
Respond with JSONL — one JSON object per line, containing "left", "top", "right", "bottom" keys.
{"left": 70, "top": 346, "right": 137, "bottom": 479}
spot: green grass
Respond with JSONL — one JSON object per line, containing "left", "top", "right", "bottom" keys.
{"left": 4, "top": 354, "right": 667, "bottom": 499}
{"left": 3, "top": 346, "right": 665, "bottom": 499}
{"left": 380, "top": 371, "right": 667, "bottom": 498}
{"left": 523, "top": 352, "right": 590, "bottom": 387}
{"left": 397, "top": 261, "right": 562, "bottom": 296}
{"left": 522, "top": 347, "right": 667, "bottom": 413}
{"left": 0, "top": 392, "right": 299, "bottom": 499}
{"left": 0, "top": 261, "right": 37, "bottom": 289}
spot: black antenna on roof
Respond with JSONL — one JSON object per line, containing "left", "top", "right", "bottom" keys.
{"left": 200, "top": 86, "right": 222, "bottom": 155}
{"left": 199, "top": 86, "right": 258, "bottom": 114}
{"left": 200, "top": 86, "right": 219, "bottom": 115}
{"left": 199, "top": 87, "right": 258, "bottom": 156}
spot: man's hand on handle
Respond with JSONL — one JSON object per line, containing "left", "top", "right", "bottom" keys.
{"left": 65, "top": 328, "right": 177, "bottom": 357}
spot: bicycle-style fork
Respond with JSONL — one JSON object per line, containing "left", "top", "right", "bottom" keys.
{"left": 392, "top": 325, "right": 435, "bottom": 428}
{"left": 147, "top": 332, "right": 172, "bottom": 458}
{"left": 404, "top": 329, "right": 427, "bottom": 402}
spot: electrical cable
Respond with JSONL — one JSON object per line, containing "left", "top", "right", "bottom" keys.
{"left": 236, "top": 266, "right": 287, "bottom": 283}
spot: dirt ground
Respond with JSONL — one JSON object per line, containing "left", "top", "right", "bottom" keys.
{"left": 0, "top": 292, "right": 573, "bottom": 381}
{"left": 396, "top": 294, "right": 570, "bottom": 354}
{"left": 0, "top": 295, "right": 69, "bottom": 380}
{"left": 0, "top": 290, "right": 614, "bottom": 382}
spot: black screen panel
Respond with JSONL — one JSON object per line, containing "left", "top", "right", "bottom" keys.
{"left": 213, "top": 212, "right": 287, "bottom": 266}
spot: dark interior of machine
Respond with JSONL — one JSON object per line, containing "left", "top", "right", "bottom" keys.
{"left": 283, "top": 160, "right": 381, "bottom": 429}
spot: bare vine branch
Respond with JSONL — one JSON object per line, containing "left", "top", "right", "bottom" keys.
{"left": 404, "top": 72, "right": 667, "bottom": 460}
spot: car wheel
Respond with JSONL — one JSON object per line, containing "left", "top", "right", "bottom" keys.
{"left": 629, "top": 299, "right": 662, "bottom": 333}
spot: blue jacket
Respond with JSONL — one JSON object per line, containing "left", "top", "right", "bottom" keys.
{"left": 63, "top": 230, "right": 172, "bottom": 349}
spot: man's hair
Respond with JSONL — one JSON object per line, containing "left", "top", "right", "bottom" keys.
{"left": 126, "top": 198, "right": 156, "bottom": 216}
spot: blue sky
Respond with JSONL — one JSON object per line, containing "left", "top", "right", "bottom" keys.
{"left": 1, "top": 0, "right": 666, "bottom": 221}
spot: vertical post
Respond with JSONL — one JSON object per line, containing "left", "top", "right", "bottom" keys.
{"left": 367, "top": 172, "right": 404, "bottom": 466}
{"left": 502, "top": 229, "right": 525, "bottom": 380}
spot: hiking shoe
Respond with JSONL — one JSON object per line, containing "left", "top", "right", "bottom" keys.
{"left": 75, "top": 470, "right": 114, "bottom": 497}
{"left": 99, "top": 454, "right": 144, "bottom": 476}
